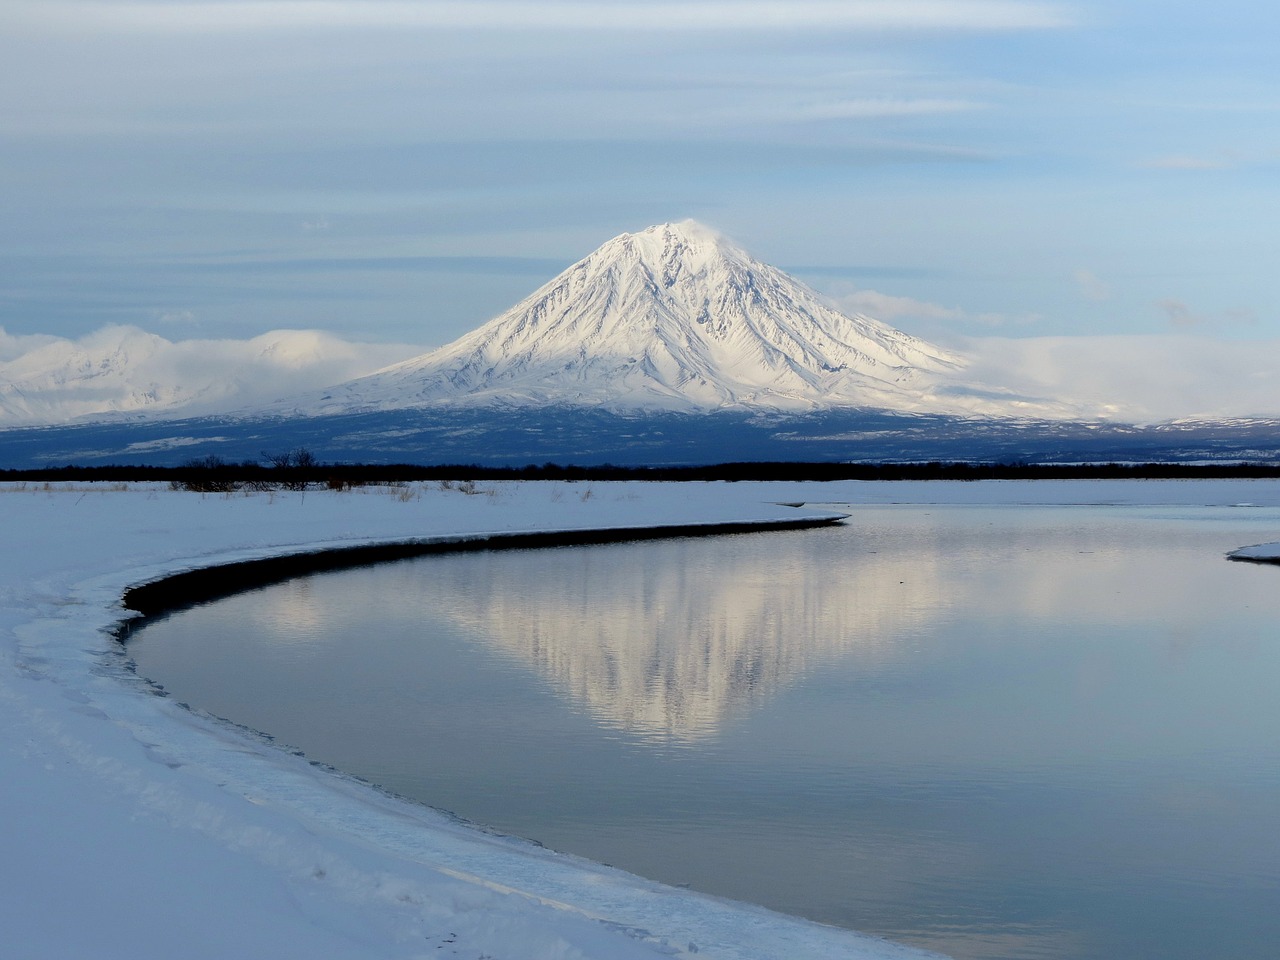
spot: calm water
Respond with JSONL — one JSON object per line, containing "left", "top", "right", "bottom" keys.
{"left": 127, "top": 505, "right": 1280, "bottom": 960}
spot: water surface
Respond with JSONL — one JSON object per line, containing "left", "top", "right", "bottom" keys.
{"left": 128, "top": 505, "right": 1280, "bottom": 960}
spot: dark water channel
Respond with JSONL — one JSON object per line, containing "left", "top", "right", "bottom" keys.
{"left": 126, "top": 505, "right": 1280, "bottom": 960}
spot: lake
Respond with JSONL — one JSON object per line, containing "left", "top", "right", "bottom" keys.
{"left": 125, "top": 502, "right": 1280, "bottom": 960}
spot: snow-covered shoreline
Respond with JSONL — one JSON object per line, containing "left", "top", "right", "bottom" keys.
{"left": 1227, "top": 542, "right": 1280, "bottom": 562}
{"left": 5, "top": 479, "right": 1280, "bottom": 960}
{"left": 2, "top": 480, "right": 938, "bottom": 960}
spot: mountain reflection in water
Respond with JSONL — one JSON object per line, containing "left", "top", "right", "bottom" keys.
{"left": 128, "top": 505, "right": 1280, "bottom": 960}
{"left": 419, "top": 528, "right": 950, "bottom": 742}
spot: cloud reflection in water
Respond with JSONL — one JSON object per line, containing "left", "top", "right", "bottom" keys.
{"left": 415, "top": 529, "right": 954, "bottom": 742}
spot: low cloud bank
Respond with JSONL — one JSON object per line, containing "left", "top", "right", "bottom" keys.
{"left": 960, "top": 334, "right": 1280, "bottom": 422}
{"left": 0, "top": 325, "right": 423, "bottom": 425}
{"left": 3, "top": 325, "right": 1279, "bottom": 426}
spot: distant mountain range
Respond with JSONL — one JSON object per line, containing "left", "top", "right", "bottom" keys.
{"left": 3, "top": 221, "right": 1279, "bottom": 467}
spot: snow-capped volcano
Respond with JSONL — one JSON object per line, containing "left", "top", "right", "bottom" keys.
{"left": 298, "top": 220, "right": 1032, "bottom": 416}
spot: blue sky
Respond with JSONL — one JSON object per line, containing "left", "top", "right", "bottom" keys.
{"left": 2, "top": 0, "right": 1278, "bottom": 354}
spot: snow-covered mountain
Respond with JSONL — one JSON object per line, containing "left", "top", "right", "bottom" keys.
{"left": 17, "top": 221, "right": 1239, "bottom": 429}
{"left": 0, "top": 326, "right": 414, "bottom": 426}
{"left": 293, "top": 221, "right": 1076, "bottom": 418}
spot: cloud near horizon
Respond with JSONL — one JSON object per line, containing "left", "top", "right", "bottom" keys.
{"left": 830, "top": 288, "right": 965, "bottom": 324}
{"left": 959, "top": 333, "right": 1280, "bottom": 422}
{"left": 3, "top": 323, "right": 1279, "bottom": 427}
{"left": 1154, "top": 298, "right": 1259, "bottom": 332}
{"left": 0, "top": 325, "right": 426, "bottom": 426}
{"left": 5, "top": 0, "right": 1275, "bottom": 358}
{"left": 827, "top": 286, "right": 1042, "bottom": 330}
{"left": 15, "top": 1, "right": 1074, "bottom": 35}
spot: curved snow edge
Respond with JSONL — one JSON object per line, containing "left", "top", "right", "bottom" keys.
{"left": 1227, "top": 542, "right": 1280, "bottom": 563}
{"left": 119, "top": 514, "right": 847, "bottom": 618}
{"left": 4, "top": 484, "right": 944, "bottom": 960}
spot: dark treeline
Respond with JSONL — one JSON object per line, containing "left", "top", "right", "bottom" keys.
{"left": 5, "top": 452, "right": 1280, "bottom": 486}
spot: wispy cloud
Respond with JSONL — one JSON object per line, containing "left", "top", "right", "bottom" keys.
{"left": 154, "top": 308, "right": 198, "bottom": 326}
{"left": 828, "top": 286, "right": 1039, "bottom": 330}
{"left": 1156, "top": 298, "right": 1257, "bottom": 331}
{"left": 0, "top": 327, "right": 61, "bottom": 363}
{"left": 8, "top": 0, "right": 1277, "bottom": 361}
{"left": 832, "top": 288, "right": 964, "bottom": 323}
{"left": 796, "top": 98, "right": 982, "bottom": 120}
{"left": 1073, "top": 269, "right": 1111, "bottom": 302}
{"left": 13, "top": 1, "right": 1075, "bottom": 34}
{"left": 1158, "top": 298, "right": 1201, "bottom": 329}
{"left": 1140, "top": 155, "right": 1234, "bottom": 171}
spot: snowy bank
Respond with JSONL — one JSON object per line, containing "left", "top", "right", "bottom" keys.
{"left": 6, "top": 478, "right": 1280, "bottom": 960}
{"left": 1, "top": 480, "right": 933, "bottom": 960}
{"left": 1227, "top": 542, "right": 1280, "bottom": 562}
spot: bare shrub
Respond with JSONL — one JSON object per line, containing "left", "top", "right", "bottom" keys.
{"left": 261, "top": 447, "right": 319, "bottom": 490}
{"left": 173, "top": 455, "right": 238, "bottom": 492}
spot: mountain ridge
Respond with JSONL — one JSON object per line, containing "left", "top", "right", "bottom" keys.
{"left": 13, "top": 222, "right": 1266, "bottom": 432}
{"left": 6, "top": 405, "right": 1279, "bottom": 471}
{"left": 288, "top": 221, "right": 1077, "bottom": 419}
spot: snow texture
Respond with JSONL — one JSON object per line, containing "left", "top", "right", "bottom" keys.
{"left": 283, "top": 222, "right": 1078, "bottom": 419}
{"left": 1, "top": 480, "right": 934, "bottom": 960}
{"left": 5, "top": 479, "right": 1278, "bottom": 960}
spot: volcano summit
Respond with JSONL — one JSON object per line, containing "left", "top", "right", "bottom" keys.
{"left": 293, "top": 221, "right": 1061, "bottom": 418}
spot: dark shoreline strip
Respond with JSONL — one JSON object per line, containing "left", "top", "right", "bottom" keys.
{"left": 120, "top": 515, "right": 844, "bottom": 620}
{"left": 1228, "top": 553, "right": 1280, "bottom": 566}
{"left": 13, "top": 461, "right": 1280, "bottom": 483}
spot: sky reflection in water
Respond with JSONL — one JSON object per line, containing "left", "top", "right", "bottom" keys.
{"left": 128, "top": 506, "right": 1280, "bottom": 960}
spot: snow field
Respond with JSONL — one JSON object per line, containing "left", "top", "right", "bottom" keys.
{"left": 1, "top": 480, "right": 942, "bottom": 960}
{"left": 4, "top": 478, "right": 1278, "bottom": 959}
